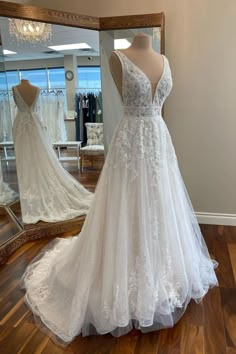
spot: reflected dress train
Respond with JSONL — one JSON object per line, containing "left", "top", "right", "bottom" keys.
{"left": 12, "top": 87, "right": 93, "bottom": 224}
{"left": 22, "top": 51, "right": 218, "bottom": 343}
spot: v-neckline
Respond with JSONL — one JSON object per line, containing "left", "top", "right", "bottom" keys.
{"left": 116, "top": 50, "right": 166, "bottom": 103}
{"left": 14, "top": 86, "right": 39, "bottom": 109}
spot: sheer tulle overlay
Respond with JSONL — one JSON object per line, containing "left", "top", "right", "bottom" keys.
{"left": 22, "top": 51, "right": 218, "bottom": 343}
{"left": 13, "top": 87, "right": 93, "bottom": 224}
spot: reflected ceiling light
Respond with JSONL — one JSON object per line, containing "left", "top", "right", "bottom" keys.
{"left": 48, "top": 43, "right": 91, "bottom": 51}
{"left": 9, "top": 19, "right": 52, "bottom": 45}
{"left": 3, "top": 49, "right": 17, "bottom": 55}
{"left": 114, "top": 39, "right": 131, "bottom": 49}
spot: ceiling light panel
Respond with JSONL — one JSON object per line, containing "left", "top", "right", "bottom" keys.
{"left": 48, "top": 43, "right": 91, "bottom": 51}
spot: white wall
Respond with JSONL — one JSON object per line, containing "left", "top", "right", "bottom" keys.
{"left": 99, "top": 0, "right": 236, "bottom": 217}
{"left": 3, "top": 0, "right": 236, "bottom": 217}
{"left": 162, "top": 0, "right": 236, "bottom": 216}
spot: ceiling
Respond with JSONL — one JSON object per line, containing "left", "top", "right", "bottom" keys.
{"left": 0, "top": 17, "right": 100, "bottom": 61}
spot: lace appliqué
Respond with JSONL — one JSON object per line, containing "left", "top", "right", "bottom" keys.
{"left": 106, "top": 116, "right": 177, "bottom": 187}
{"left": 105, "top": 51, "right": 176, "bottom": 186}
{"left": 102, "top": 247, "right": 183, "bottom": 324}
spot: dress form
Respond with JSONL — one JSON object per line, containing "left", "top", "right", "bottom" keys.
{"left": 109, "top": 33, "right": 164, "bottom": 100}
{"left": 13, "top": 79, "right": 39, "bottom": 107}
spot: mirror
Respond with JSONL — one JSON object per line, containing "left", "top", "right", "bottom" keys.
{"left": 0, "top": 29, "right": 22, "bottom": 246}
{"left": 0, "top": 17, "right": 103, "bottom": 230}
{"left": 99, "top": 27, "right": 161, "bottom": 151}
{"left": 0, "top": 5, "right": 164, "bottom": 261}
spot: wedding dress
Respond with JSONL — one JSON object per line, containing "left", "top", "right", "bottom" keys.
{"left": 22, "top": 51, "right": 218, "bottom": 343}
{"left": 12, "top": 87, "right": 93, "bottom": 224}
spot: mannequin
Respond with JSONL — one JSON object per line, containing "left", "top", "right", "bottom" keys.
{"left": 109, "top": 33, "right": 164, "bottom": 100}
{"left": 13, "top": 79, "right": 38, "bottom": 107}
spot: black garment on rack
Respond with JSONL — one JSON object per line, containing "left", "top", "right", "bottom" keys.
{"left": 75, "top": 93, "right": 80, "bottom": 141}
{"left": 88, "top": 93, "right": 96, "bottom": 123}
{"left": 75, "top": 91, "right": 102, "bottom": 144}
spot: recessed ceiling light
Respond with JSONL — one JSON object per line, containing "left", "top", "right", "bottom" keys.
{"left": 114, "top": 39, "right": 131, "bottom": 49}
{"left": 3, "top": 49, "right": 17, "bottom": 55}
{"left": 48, "top": 43, "right": 91, "bottom": 51}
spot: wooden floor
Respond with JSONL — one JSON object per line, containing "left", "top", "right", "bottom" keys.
{"left": 0, "top": 224, "right": 236, "bottom": 353}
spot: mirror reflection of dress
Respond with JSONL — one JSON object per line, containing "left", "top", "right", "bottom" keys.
{"left": 22, "top": 52, "right": 218, "bottom": 343}
{"left": 12, "top": 83, "right": 93, "bottom": 224}
{"left": 0, "top": 158, "right": 18, "bottom": 205}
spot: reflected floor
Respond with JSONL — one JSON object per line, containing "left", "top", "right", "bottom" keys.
{"left": 0, "top": 206, "right": 21, "bottom": 244}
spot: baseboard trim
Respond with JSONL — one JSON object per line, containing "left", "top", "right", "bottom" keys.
{"left": 196, "top": 212, "right": 236, "bottom": 226}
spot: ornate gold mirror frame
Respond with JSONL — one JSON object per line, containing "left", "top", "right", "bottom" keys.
{"left": 0, "top": 0, "right": 165, "bottom": 263}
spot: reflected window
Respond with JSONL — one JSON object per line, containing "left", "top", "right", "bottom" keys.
{"left": 5, "top": 70, "right": 20, "bottom": 89}
{"left": 48, "top": 67, "right": 66, "bottom": 89}
{"left": 20, "top": 69, "right": 48, "bottom": 89}
{"left": 5, "top": 67, "right": 66, "bottom": 90}
{"left": 78, "top": 67, "right": 101, "bottom": 89}
{"left": 0, "top": 71, "right": 8, "bottom": 90}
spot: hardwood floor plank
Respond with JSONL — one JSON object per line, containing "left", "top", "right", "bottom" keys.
{"left": 0, "top": 312, "right": 38, "bottom": 354}
{"left": 227, "top": 347, "right": 236, "bottom": 354}
{"left": 18, "top": 328, "right": 50, "bottom": 354}
{"left": 133, "top": 332, "right": 160, "bottom": 354}
{"left": 110, "top": 333, "right": 138, "bottom": 354}
{"left": 0, "top": 298, "right": 24, "bottom": 325}
{"left": 181, "top": 299, "right": 204, "bottom": 327}
{"left": 180, "top": 324, "right": 204, "bottom": 354}
{"left": 214, "top": 234, "right": 235, "bottom": 288}
{"left": 203, "top": 287, "right": 227, "bottom": 354}
{"left": 228, "top": 244, "right": 236, "bottom": 284}
{"left": 6, "top": 242, "right": 36, "bottom": 264}
{"left": 221, "top": 288, "right": 236, "bottom": 348}
{"left": 155, "top": 321, "right": 182, "bottom": 354}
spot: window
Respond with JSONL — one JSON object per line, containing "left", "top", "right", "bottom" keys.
{"left": 77, "top": 67, "right": 101, "bottom": 89}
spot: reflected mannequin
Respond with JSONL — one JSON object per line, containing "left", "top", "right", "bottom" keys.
{"left": 12, "top": 80, "right": 93, "bottom": 224}
{"left": 13, "top": 79, "right": 38, "bottom": 107}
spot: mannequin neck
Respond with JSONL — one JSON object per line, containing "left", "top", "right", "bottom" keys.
{"left": 21, "top": 79, "right": 30, "bottom": 84}
{"left": 130, "top": 33, "right": 152, "bottom": 50}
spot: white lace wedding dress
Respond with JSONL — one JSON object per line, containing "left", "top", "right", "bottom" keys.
{"left": 22, "top": 51, "right": 218, "bottom": 343}
{"left": 12, "top": 87, "right": 93, "bottom": 224}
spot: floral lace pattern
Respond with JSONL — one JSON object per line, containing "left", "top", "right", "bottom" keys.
{"left": 105, "top": 51, "right": 176, "bottom": 186}
{"left": 115, "top": 50, "right": 172, "bottom": 117}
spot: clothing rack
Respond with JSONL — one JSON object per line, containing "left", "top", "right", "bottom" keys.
{"left": 76, "top": 88, "right": 101, "bottom": 94}
{"left": 75, "top": 90, "right": 103, "bottom": 143}
{"left": 40, "top": 89, "right": 65, "bottom": 96}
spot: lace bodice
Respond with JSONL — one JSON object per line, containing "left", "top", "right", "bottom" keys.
{"left": 13, "top": 86, "right": 40, "bottom": 113}
{"left": 114, "top": 51, "right": 173, "bottom": 117}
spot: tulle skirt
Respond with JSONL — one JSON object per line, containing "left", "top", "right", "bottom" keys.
{"left": 22, "top": 113, "right": 218, "bottom": 344}
{"left": 13, "top": 111, "right": 93, "bottom": 224}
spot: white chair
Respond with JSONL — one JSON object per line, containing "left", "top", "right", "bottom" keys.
{"left": 79, "top": 123, "right": 104, "bottom": 173}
